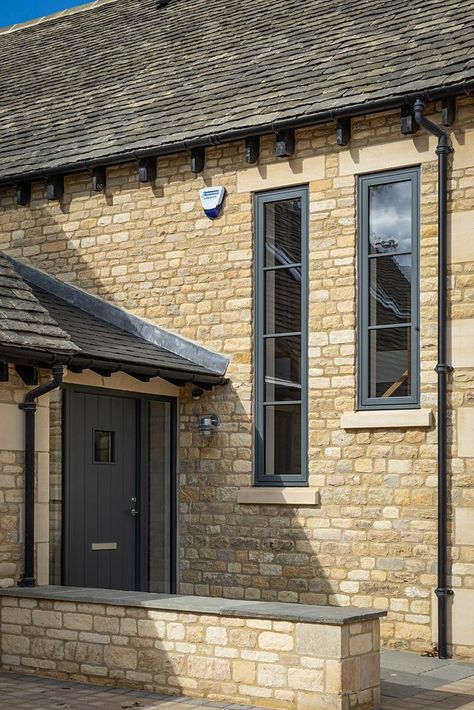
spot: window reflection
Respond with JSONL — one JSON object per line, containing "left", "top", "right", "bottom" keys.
{"left": 149, "top": 401, "right": 171, "bottom": 593}
{"left": 265, "top": 199, "right": 302, "bottom": 266}
{"left": 265, "top": 336, "right": 301, "bottom": 402}
{"left": 265, "top": 404, "right": 302, "bottom": 476}
{"left": 258, "top": 191, "right": 306, "bottom": 479}
{"left": 369, "top": 254, "right": 411, "bottom": 326}
{"left": 369, "top": 181, "right": 411, "bottom": 254}
{"left": 364, "top": 174, "right": 416, "bottom": 402}
{"left": 265, "top": 269, "right": 301, "bottom": 334}
{"left": 369, "top": 327, "right": 411, "bottom": 398}
{"left": 93, "top": 430, "right": 115, "bottom": 464}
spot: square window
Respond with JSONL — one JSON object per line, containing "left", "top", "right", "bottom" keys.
{"left": 93, "top": 430, "right": 115, "bottom": 464}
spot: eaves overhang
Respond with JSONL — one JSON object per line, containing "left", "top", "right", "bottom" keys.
{"left": 0, "top": 81, "right": 473, "bottom": 188}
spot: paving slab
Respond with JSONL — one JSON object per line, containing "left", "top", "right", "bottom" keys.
{"left": 380, "top": 650, "right": 474, "bottom": 708}
{"left": 0, "top": 672, "right": 267, "bottom": 710}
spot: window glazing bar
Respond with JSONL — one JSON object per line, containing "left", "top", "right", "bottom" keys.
{"left": 367, "top": 323, "right": 412, "bottom": 331}
{"left": 367, "top": 251, "right": 412, "bottom": 259}
{"left": 263, "top": 331, "right": 302, "bottom": 339}
{"left": 263, "top": 262, "right": 302, "bottom": 272}
{"left": 263, "top": 400, "right": 302, "bottom": 406}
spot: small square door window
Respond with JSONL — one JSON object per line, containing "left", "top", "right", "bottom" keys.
{"left": 93, "top": 430, "right": 115, "bottom": 463}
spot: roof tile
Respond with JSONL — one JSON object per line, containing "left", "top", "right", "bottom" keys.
{"left": 0, "top": 0, "right": 472, "bottom": 181}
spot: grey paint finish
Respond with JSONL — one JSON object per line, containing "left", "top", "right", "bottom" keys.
{"left": 65, "top": 389, "right": 138, "bottom": 590}
{"left": 0, "top": 587, "right": 387, "bottom": 625}
{"left": 357, "top": 168, "right": 420, "bottom": 410}
{"left": 8, "top": 256, "right": 229, "bottom": 376}
{"left": 254, "top": 186, "right": 309, "bottom": 486}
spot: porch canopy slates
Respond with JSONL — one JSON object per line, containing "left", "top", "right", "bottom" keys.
{"left": 0, "top": 253, "right": 228, "bottom": 387}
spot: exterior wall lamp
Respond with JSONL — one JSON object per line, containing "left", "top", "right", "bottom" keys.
{"left": 198, "top": 414, "right": 220, "bottom": 435}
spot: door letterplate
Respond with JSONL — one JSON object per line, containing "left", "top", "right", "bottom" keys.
{"left": 91, "top": 542, "right": 118, "bottom": 551}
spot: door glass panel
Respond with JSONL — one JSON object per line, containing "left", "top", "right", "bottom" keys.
{"left": 148, "top": 400, "right": 172, "bottom": 593}
{"left": 265, "top": 198, "right": 302, "bottom": 266}
{"left": 265, "top": 268, "right": 301, "bottom": 334}
{"left": 49, "top": 389, "right": 63, "bottom": 585}
{"left": 265, "top": 336, "right": 301, "bottom": 402}
{"left": 93, "top": 430, "right": 115, "bottom": 463}
{"left": 369, "top": 327, "right": 411, "bottom": 398}
{"left": 368, "top": 180, "right": 411, "bottom": 254}
{"left": 369, "top": 254, "right": 412, "bottom": 326}
{"left": 265, "top": 403, "right": 301, "bottom": 476}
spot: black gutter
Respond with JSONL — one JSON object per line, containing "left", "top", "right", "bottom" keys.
{"left": 18, "top": 365, "right": 64, "bottom": 587}
{"left": 1, "top": 80, "right": 473, "bottom": 188}
{"left": 413, "top": 99, "right": 454, "bottom": 659}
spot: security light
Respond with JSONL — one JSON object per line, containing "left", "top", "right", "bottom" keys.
{"left": 198, "top": 415, "right": 220, "bottom": 435}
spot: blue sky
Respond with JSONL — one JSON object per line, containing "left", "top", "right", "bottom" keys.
{"left": 0, "top": 0, "right": 86, "bottom": 28}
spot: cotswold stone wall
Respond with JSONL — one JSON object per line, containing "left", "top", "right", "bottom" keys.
{"left": 0, "top": 368, "right": 52, "bottom": 588}
{"left": 0, "top": 593, "right": 381, "bottom": 710}
{"left": 0, "top": 99, "right": 473, "bottom": 658}
{"left": 0, "top": 367, "right": 25, "bottom": 587}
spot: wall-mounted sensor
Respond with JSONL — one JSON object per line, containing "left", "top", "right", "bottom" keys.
{"left": 199, "top": 186, "right": 226, "bottom": 219}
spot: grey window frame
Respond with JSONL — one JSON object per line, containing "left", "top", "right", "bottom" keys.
{"left": 254, "top": 185, "right": 309, "bottom": 486}
{"left": 358, "top": 167, "right": 420, "bottom": 410}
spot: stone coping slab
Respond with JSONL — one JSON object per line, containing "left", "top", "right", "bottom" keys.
{"left": 0, "top": 585, "right": 386, "bottom": 625}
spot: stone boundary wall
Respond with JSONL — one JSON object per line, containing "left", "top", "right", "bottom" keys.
{"left": 0, "top": 593, "right": 382, "bottom": 710}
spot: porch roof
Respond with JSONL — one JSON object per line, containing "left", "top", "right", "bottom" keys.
{"left": 0, "top": 254, "right": 229, "bottom": 387}
{"left": 0, "top": 254, "right": 78, "bottom": 357}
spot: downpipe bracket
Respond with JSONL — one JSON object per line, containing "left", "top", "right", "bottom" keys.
{"left": 436, "top": 144, "right": 454, "bottom": 156}
{"left": 435, "top": 588, "right": 454, "bottom": 598}
{"left": 18, "top": 401, "right": 37, "bottom": 412}
{"left": 435, "top": 364, "right": 454, "bottom": 375}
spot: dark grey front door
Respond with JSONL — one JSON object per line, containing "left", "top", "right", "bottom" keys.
{"left": 65, "top": 388, "right": 138, "bottom": 590}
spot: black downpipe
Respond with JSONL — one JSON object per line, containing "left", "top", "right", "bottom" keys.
{"left": 18, "top": 365, "right": 64, "bottom": 587}
{"left": 413, "top": 99, "right": 454, "bottom": 659}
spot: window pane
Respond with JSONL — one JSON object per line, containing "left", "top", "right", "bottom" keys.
{"left": 265, "top": 199, "right": 301, "bottom": 266}
{"left": 369, "top": 327, "right": 411, "bottom": 398}
{"left": 369, "top": 180, "right": 412, "bottom": 254}
{"left": 265, "top": 404, "right": 301, "bottom": 475}
{"left": 369, "top": 254, "right": 412, "bottom": 326}
{"left": 93, "top": 430, "right": 115, "bottom": 463}
{"left": 265, "top": 267, "right": 301, "bottom": 334}
{"left": 265, "top": 336, "right": 301, "bottom": 402}
{"left": 149, "top": 401, "right": 171, "bottom": 594}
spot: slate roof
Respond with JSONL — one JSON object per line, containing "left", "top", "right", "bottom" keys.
{"left": 0, "top": 254, "right": 77, "bottom": 356}
{"left": 0, "top": 0, "right": 473, "bottom": 183}
{"left": 31, "top": 285, "right": 225, "bottom": 383}
{"left": 0, "top": 254, "right": 228, "bottom": 384}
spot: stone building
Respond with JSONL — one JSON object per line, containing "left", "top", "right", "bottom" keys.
{"left": 0, "top": 0, "right": 473, "bottom": 692}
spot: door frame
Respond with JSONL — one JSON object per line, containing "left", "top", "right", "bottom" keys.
{"left": 62, "top": 384, "right": 178, "bottom": 593}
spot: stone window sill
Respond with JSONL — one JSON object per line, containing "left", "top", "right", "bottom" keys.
{"left": 341, "top": 408, "right": 433, "bottom": 430}
{"left": 237, "top": 488, "right": 320, "bottom": 506}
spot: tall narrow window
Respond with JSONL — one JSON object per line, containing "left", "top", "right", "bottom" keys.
{"left": 358, "top": 168, "right": 420, "bottom": 409}
{"left": 255, "top": 187, "right": 308, "bottom": 485}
